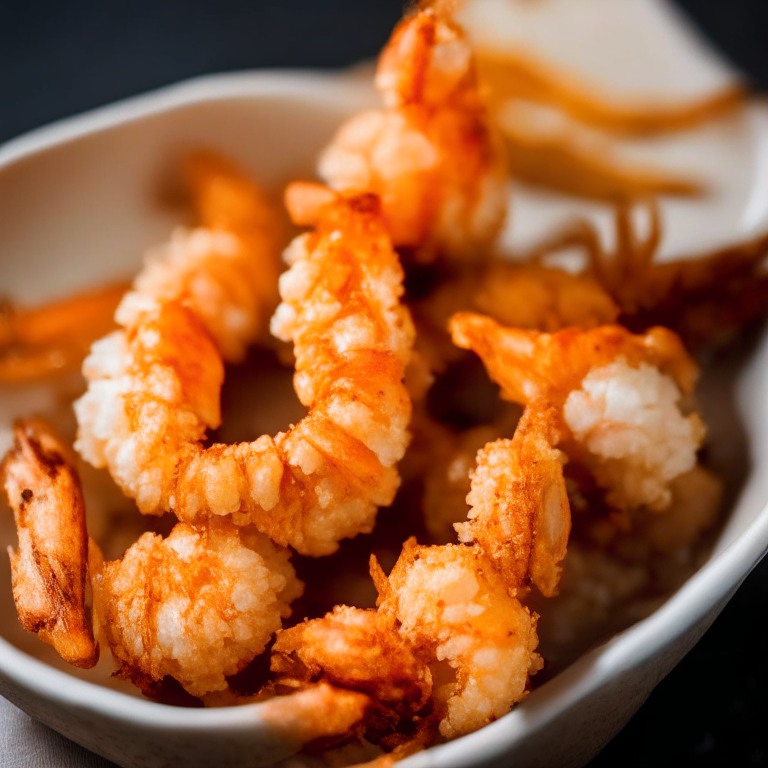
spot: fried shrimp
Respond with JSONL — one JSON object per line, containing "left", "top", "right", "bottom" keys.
{"left": 457, "top": 406, "right": 570, "bottom": 597}
{"left": 271, "top": 605, "right": 432, "bottom": 739}
{"left": 1, "top": 420, "right": 98, "bottom": 668}
{"left": 373, "top": 539, "right": 542, "bottom": 739}
{"left": 319, "top": 6, "right": 507, "bottom": 263}
{"left": 93, "top": 520, "right": 301, "bottom": 697}
{"left": 419, "top": 263, "right": 619, "bottom": 338}
{"left": 412, "top": 262, "right": 620, "bottom": 374}
{"left": 76, "top": 182, "right": 414, "bottom": 555}
{"left": 450, "top": 313, "right": 704, "bottom": 512}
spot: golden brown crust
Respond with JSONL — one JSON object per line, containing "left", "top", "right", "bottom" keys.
{"left": 1, "top": 419, "right": 98, "bottom": 668}
{"left": 457, "top": 405, "right": 570, "bottom": 597}
{"left": 271, "top": 605, "right": 432, "bottom": 741}
{"left": 93, "top": 520, "right": 301, "bottom": 697}
{"left": 320, "top": 8, "right": 508, "bottom": 263}
{"left": 375, "top": 539, "right": 542, "bottom": 739}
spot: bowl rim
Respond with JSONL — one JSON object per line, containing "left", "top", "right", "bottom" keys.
{"left": 1, "top": 68, "right": 767, "bottom": 761}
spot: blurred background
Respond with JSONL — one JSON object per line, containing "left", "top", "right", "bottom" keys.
{"left": 1, "top": 1, "right": 766, "bottom": 766}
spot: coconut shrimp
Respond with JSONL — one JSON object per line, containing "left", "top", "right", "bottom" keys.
{"left": 76, "top": 182, "right": 414, "bottom": 555}
{"left": 372, "top": 539, "right": 542, "bottom": 739}
{"left": 1, "top": 419, "right": 98, "bottom": 668}
{"left": 93, "top": 519, "right": 302, "bottom": 697}
{"left": 450, "top": 313, "right": 705, "bottom": 512}
{"left": 319, "top": 6, "right": 507, "bottom": 263}
{"left": 457, "top": 405, "right": 570, "bottom": 597}
{"left": 271, "top": 605, "right": 432, "bottom": 743}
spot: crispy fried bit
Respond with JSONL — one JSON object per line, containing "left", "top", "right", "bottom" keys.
{"left": 1, "top": 420, "right": 98, "bottom": 668}
{"left": 375, "top": 540, "right": 542, "bottom": 739}
{"left": 457, "top": 406, "right": 570, "bottom": 597}
{"left": 319, "top": 7, "right": 507, "bottom": 263}
{"left": 272, "top": 605, "right": 432, "bottom": 735}
{"left": 450, "top": 313, "right": 704, "bottom": 512}
{"left": 75, "top": 180, "right": 414, "bottom": 555}
{"left": 93, "top": 520, "right": 301, "bottom": 697}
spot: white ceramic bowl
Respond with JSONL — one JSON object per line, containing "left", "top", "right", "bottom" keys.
{"left": 1, "top": 71, "right": 768, "bottom": 768}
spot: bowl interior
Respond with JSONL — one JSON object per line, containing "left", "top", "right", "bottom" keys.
{"left": 0, "top": 71, "right": 767, "bottom": 768}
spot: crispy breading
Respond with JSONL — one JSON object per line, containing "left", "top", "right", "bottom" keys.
{"left": 374, "top": 539, "right": 542, "bottom": 738}
{"left": 319, "top": 7, "right": 507, "bottom": 263}
{"left": 76, "top": 180, "right": 415, "bottom": 556}
{"left": 272, "top": 605, "right": 432, "bottom": 737}
{"left": 1, "top": 419, "right": 98, "bottom": 668}
{"left": 451, "top": 313, "right": 704, "bottom": 509}
{"left": 457, "top": 405, "right": 570, "bottom": 596}
{"left": 450, "top": 313, "right": 704, "bottom": 513}
{"left": 93, "top": 520, "right": 301, "bottom": 697}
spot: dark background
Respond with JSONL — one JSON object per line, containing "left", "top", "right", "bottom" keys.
{"left": 1, "top": 1, "right": 767, "bottom": 766}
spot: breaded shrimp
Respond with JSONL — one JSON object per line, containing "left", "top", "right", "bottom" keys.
{"left": 93, "top": 519, "right": 301, "bottom": 697}
{"left": 76, "top": 184, "right": 414, "bottom": 555}
{"left": 450, "top": 313, "right": 704, "bottom": 511}
{"left": 457, "top": 405, "right": 570, "bottom": 597}
{"left": 373, "top": 539, "right": 542, "bottom": 739}
{"left": 271, "top": 605, "right": 432, "bottom": 737}
{"left": 319, "top": 7, "right": 507, "bottom": 263}
{"left": 1, "top": 419, "right": 98, "bottom": 668}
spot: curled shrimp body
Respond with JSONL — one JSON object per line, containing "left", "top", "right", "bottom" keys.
{"left": 450, "top": 313, "right": 705, "bottom": 512}
{"left": 319, "top": 7, "right": 507, "bottom": 263}
{"left": 372, "top": 539, "right": 542, "bottom": 740}
{"left": 76, "top": 181, "right": 415, "bottom": 556}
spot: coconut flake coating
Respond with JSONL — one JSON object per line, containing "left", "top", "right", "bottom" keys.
{"left": 93, "top": 520, "right": 301, "bottom": 697}
{"left": 374, "top": 540, "right": 542, "bottom": 739}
